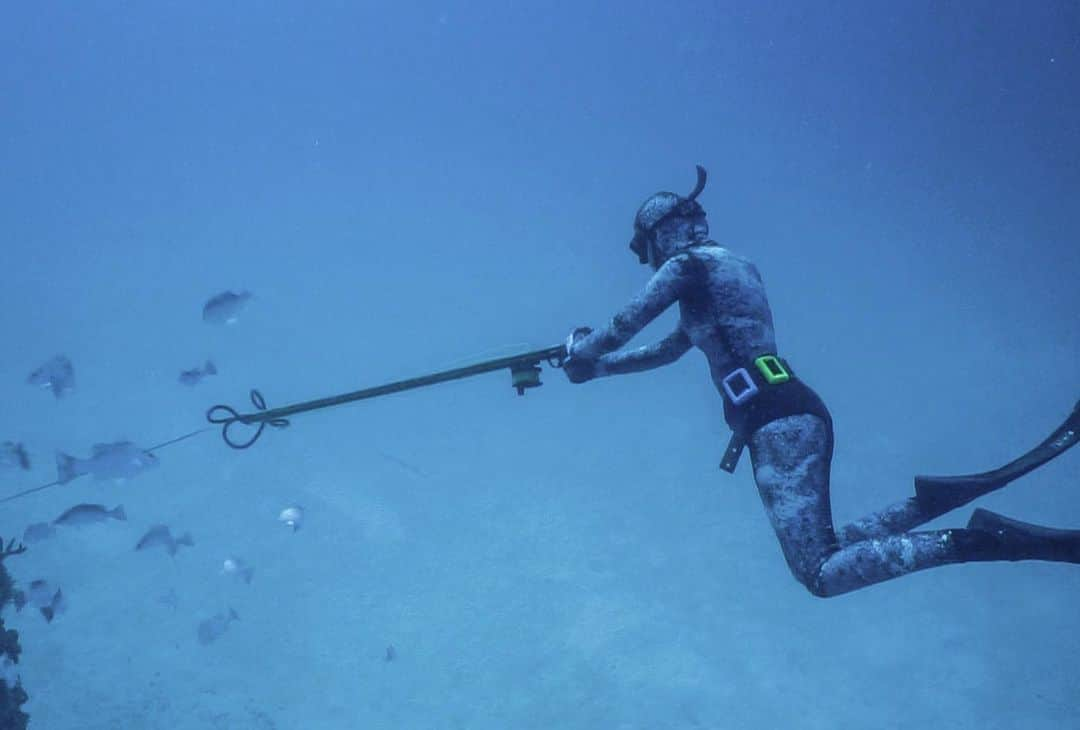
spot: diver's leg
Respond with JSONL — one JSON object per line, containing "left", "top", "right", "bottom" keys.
{"left": 835, "top": 400, "right": 1080, "bottom": 546}
{"left": 814, "top": 516, "right": 1080, "bottom": 598}
{"left": 748, "top": 415, "right": 842, "bottom": 588}
{"left": 835, "top": 496, "right": 938, "bottom": 546}
{"left": 749, "top": 416, "right": 1080, "bottom": 598}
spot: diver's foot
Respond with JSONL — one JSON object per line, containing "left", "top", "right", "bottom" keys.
{"left": 914, "top": 474, "right": 1004, "bottom": 512}
{"left": 915, "top": 399, "right": 1080, "bottom": 516}
{"left": 967, "top": 508, "right": 1080, "bottom": 564}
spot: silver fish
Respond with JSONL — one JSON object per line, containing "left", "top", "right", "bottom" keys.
{"left": 27, "top": 355, "right": 75, "bottom": 398}
{"left": 0, "top": 442, "right": 30, "bottom": 471}
{"left": 56, "top": 442, "right": 158, "bottom": 483}
{"left": 135, "top": 525, "right": 194, "bottom": 556}
{"left": 22, "top": 522, "right": 57, "bottom": 543}
{"left": 53, "top": 503, "right": 126, "bottom": 527}
{"left": 202, "top": 290, "right": 252, "bottom": 325}
{"left": 220, "top": 557, "right": 254, "bottom": 584}
{"left": 14, "top": 579, "right": 65, "bottom": 623}
{"left": 197, "top": 607, "right": 239, "bottom": 645}
{"left": 278, "top": 505, "right": 304, "bottom": 532}
{"left": 179, "top": 360, "right": 217, "bottom": 386}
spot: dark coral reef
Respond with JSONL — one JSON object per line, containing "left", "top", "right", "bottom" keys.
{"left": 0, "top": 538, "right": 29, "bottom": 730}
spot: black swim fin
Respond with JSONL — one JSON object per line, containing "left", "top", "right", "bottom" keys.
{"left": 966, "top": 508, "right": 1080, "bottom": 563}
{"left": 914, "top": 399, "right": 1080, "bottom": 512}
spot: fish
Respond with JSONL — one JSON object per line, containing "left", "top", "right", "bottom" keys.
{"left": 22, "top": 522, "right": 57, "bottom": 543}
{"left": 55, "top": 441, "right": 158, "bottom": 483}
{"left": 278, "top": 505, "right": 304, "bottom": 532}
{"left": 376, "top": 449, "right": 428, "bottom": 479}
{"left": 0, "top": 442, "right": 31, "bottom": 471}
{"left": 27, "top": 355, "right": 75, "bottom": 399}
{"left": 135, "top": 525, "right": 194, "bottom": 556}
{"left": 197, "top": 607, "right": 239, "bottom": 645}
{"left": 220, "top": 557, "right": 254, "bottom": 584}
{"left": 178, "top": 360, "right": 217, "bottom": 386}
{"left": 202, "top": 290, "right": 252, "bottom": 325}
{"left": 13, "top": 579, "right": 65, "bottom": 622}
{"left": 52, "top": 503, "right": 126, "bottom": 527}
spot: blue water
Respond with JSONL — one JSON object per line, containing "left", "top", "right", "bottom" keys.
{"left": 1, "top": 2, "right": 1078, "bottom": 728}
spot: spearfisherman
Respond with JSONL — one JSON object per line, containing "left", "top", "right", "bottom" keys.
{"left": 563, "top": 166, "right": 1079, "bottom": 597}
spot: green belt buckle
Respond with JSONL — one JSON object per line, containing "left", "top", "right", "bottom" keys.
{"left": 754, "top": 355, "right": 790, "bottom": 385}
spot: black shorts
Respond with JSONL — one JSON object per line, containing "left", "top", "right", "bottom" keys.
{"left": 723, "top": 375, "right": 834, "bottom": 458}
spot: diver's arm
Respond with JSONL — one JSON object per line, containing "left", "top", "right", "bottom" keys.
{"left": 595, "top": 329, "right": 691, "bottom": 376}
{"left": 571, "top": 256, "right": 688, "bottom": 360}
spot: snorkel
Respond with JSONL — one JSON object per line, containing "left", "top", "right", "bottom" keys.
{"left": 629, "top": 165, "right": 708, "bottom": 266}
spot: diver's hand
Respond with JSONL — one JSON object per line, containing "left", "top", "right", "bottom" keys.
{"left": 565, "top": 326, "right": 594, "bottom": 357}
{"left": 563, "top": 327, "right": 598, "bottom": 384}
{"left": 563, "top": 356, "right": 598, "bottom": 384}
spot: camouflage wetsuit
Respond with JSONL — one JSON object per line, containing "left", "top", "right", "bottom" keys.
{"left": 566, "top": 212, "right": 1079, "bottom": 597}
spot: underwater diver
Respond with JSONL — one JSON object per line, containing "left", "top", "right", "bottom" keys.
{"left": 563, "top": 166, "right": 1080, "bottom": 597}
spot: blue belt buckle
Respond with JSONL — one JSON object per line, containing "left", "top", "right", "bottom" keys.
{"left": 722, "top": 367, "right": 758, "bottom": 405}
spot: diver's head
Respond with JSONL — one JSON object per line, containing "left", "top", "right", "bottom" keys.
{"left": 629, "top": 165, "right": 709, "bottom": 269}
